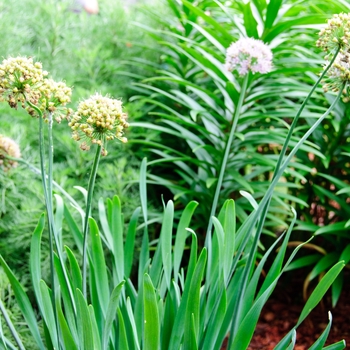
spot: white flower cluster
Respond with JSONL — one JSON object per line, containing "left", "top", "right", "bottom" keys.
{"left": 225, "top": 38, "right": 273, "bottom": 76}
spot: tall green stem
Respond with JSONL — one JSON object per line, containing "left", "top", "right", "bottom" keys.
{"left": 38, "top": 112, "right": 60, "bottom": 346}
{"left": 28, "top": 102, "right": 77, "bottom": 316}
{"left": 82, "top": 144, "right": 102, "bottom": 297}
{"left": 204, "top": 74, "right": 248, "bottom": 292}
{"left": 206, "top": 74, "right": 249, "bottom": 239}
{"left": 273, "top": 46, "right": 341, "bottom": 176}
{"left": 229, "top": 87, "right": 344, "bottom": 345}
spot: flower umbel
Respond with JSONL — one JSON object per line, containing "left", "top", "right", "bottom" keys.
{"left": 0, "top": 135, "right": 21, "bottom": 171}
{"left": 322, "top": 50, "right": 350, "bottom": 102}
{"left": 317, "top": 13, "right": 350, "bottom": 53}
{"left": 26, "top": 78, "right": 73, "bottom": 122}
{"left": 0, "top": 56, "right": 48, "bottom": 109}
{"left": 225, "top": 38, "right": 273, "bottom": 76}
{"left": 69, "top": 93, "right": 129, "bottom": 155}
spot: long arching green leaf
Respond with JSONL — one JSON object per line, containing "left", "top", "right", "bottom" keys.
{"left": 0, "top": 255, "right": 45, "bottom": 350}
{"left": 143, "top": 274, "right": 160, "bottom": 350}
{"left": 102, "top": 281, "right": 125, "bottom": 350}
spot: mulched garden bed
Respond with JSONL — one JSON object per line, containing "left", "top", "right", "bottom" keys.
{"left": 248, "top": 272, "right": 350, "bottom": 349}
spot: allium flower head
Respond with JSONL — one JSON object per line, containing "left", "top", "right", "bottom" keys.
{"left": 0, "top": 56, "right": 48, "bottom": 109}
{"left": 68, "top": 93, "right": 129, "bottom": 155}
{"left": 0, "top": 135, "right": 21, "bottom": 171}
{"left": 26, "top": 78, "right": 73, "bottom": 122}
{"left": 225, "top": 38, "right": 273, "bottom": 76}
{"left": 317, "top": 13, "right": 350, "bottom": 53}
{"left": 322, "top": 50, "right": 350, "bottom": 102}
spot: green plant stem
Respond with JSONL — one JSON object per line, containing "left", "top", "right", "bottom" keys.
{"left": 227, "top": 48, "right": 341, "bottom": 344}
{"left": 204, "top": 74, "right": 248, "bottom": 290}
{"left": 82, "top": 144, "right": 102, "bottom": 297}
{"left": 228, "top": 87, "right": 344, "bottom": 346}
{"left": 206, "top": 73, "right": 249, "bottom": 239}
{"left": 37, "top": 111, "right": 60, "bottom": 346}
{"left": 27, "top": 102, "right": 78, "bottom": 327}
{"left": 273, "top": 46, "right": 341, "bottom": 175}
{"left": 0, "top": 299, "right": 25, "bottom": 350}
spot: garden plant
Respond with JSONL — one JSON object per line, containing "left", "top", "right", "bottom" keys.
{"left": 131, "top": 0, "right": 350, "bottom": 307}
{"left": 0, "top": 2, "right": 349, "bottom": 350}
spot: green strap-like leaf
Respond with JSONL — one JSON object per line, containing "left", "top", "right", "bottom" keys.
{"left": 90, "top": 217, "right": 109, "bottom": 317}
{"left": 117, "top": 309, "right": 129, "bottom": 350}
{"left": 0, "top": 254, "right": 45, "bottom": 350}
{"left": 173, "top": 201, "right": 198, "bottom": 283}
{"left": 309, "top": 312, "right": 332, "bottom": 350}
{"left": 143, "top": 274, "right": 160, "bottom": 350}
{"left": 297, "top": 261, "right": 345, "bottom": 327}
{"left": 88, "top": 305, "right": 102, "bottom": 350}
{"left": 102, "top": 281, "right": 125, "bottom": 350}
{"left": 76, "top": 289, "right": 94, "bottom": 350}
{"left": 264, "top": 0, "right": 283, "bottom": 29}
{"left": 57, "top": 300, "right": 78, "bottom": 350}
{"left": 161, "top": 201, "right": 174, "bottom": 289}
{"left": 183, "top": 249, "right": 207, "bottom": 350}
{"left": 39, "top": 281, "right": 58, "bottom": 349}
{"left": 125, "top": 207, "right": 141, "bottom": 278}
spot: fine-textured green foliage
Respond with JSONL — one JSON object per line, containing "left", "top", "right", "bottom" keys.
{"left": 0, "top": 0, "right": 349, "bottom": 349}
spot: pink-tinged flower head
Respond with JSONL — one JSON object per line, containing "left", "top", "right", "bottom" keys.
{"left": 225, "top": 38, "right": 273, "bottom": 76}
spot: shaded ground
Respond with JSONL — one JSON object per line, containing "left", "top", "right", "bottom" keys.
{"left": 221, "top": 271, "right": 350, "bottom": 349}
{"left": 248, "top": 273, "right": 350, "bottom": 349}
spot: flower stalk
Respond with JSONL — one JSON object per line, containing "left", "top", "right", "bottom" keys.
{"left": 82, "top": 144, "right": 102, "bottom": 297}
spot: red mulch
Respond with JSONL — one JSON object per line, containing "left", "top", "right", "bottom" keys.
{"left": 222, "top": 272, "right": 350, "bottom": 349}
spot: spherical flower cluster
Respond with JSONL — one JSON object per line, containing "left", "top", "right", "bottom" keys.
{"left": 0, "top": 135, "right": 21, "bottom": 171}
{"left": 317, "top": 13, "right": 350, "bottom": 53}
{"left": 0, "top": 56, "right": 48, "bottom": 109}
{"left": 225, "top": 38, "right": 273, "bottom": 76}
{"left": 26, "top": 78, "right": 73, "bottom": 122}
{"left": 322, "top": 50, "right": 350, "bottom": 102}
{"left": 68, "top": 93, "right": 129, "bottom": 155}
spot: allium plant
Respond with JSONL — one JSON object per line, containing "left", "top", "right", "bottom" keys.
{"left": 206, "top": 38, "right": 273, "bottom": 241}
{"left": 69, "top": 93, "right": 128, "bottom": 295}
{"left": 0, "top": 11, "right": 349, "bottom": 349}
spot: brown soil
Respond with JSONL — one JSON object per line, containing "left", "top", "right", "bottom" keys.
{"left": 249, "top": 274, "right": 350, "bottom": 349}
{"left": 222, "top": 272, "right": 350, "bottom": 349}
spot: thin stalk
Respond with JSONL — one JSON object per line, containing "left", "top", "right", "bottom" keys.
{"left": 204, "top": 74, "right": 248, "bottom": 291}
{"left": 206, "top": 74, "right": 249, "bottom": 239}
{"left": 82, "top": 144, "right": 102, "bottom": 297}
{"left": 38, "top": 112, "right": 60, "bottom": 347}
{"left": 273, "top": 46, "right": 341, "bottom": 176}
{"left": 226, "top": 48, "right": 341, "bottom": 344}
{"left": 27, "top": 102, "right": 77, "bottom": 317}
{"left": 0, "top": 299, "right": 25, "bottom": 350}
{"left": 228, "top": 87, "right": 344, "bottom": 346}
